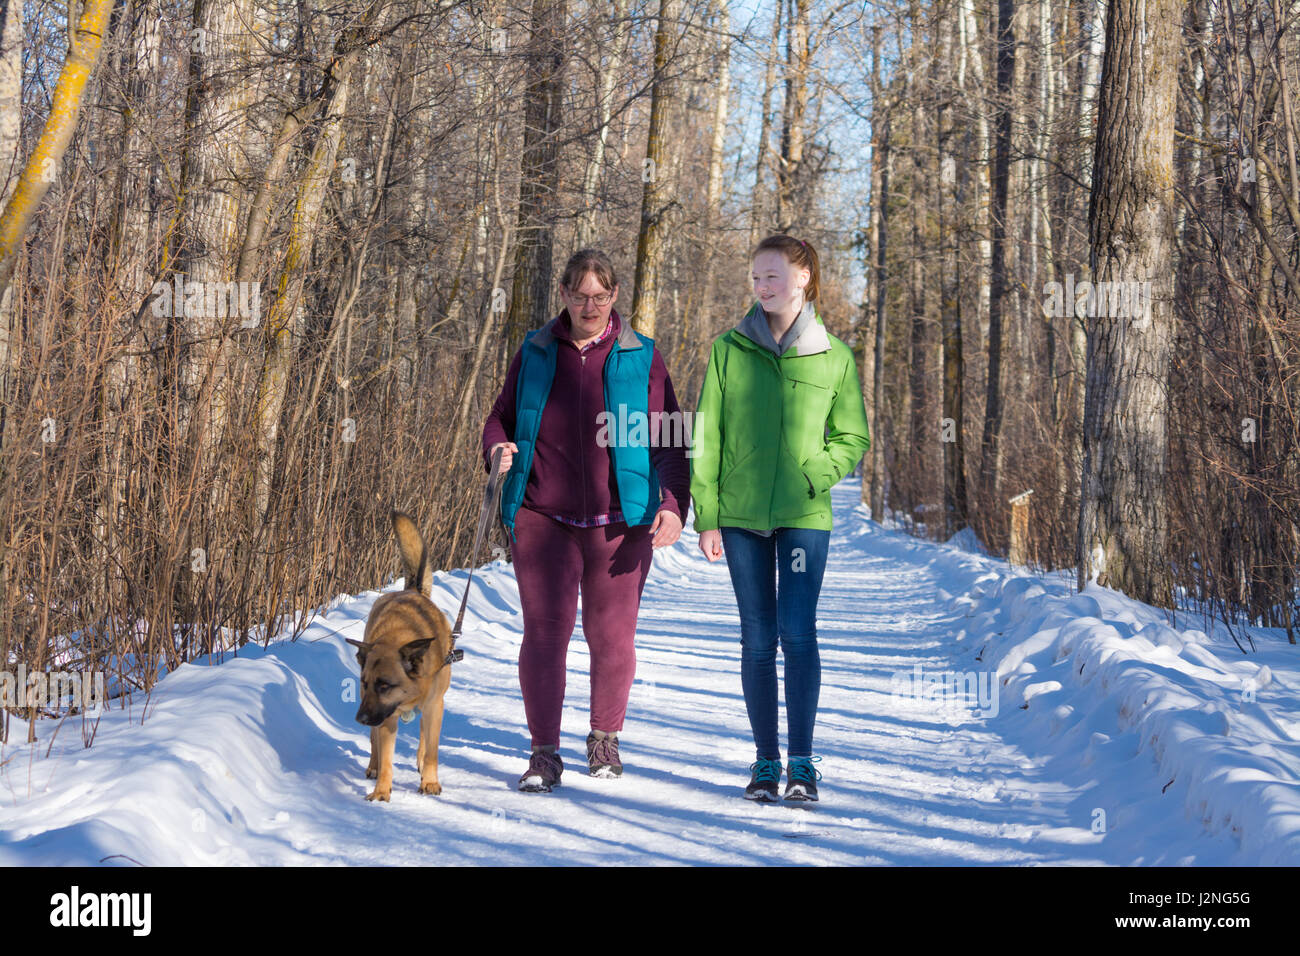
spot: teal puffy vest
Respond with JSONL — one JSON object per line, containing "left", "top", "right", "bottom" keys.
{"left": 499, "top": 320, "right": 660, "bottom": 539}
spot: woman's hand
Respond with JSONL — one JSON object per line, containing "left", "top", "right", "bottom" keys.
{"left": 488, "top": 441, "right": 518, "bottom": 474}
{"left": 698, "top": 529, "right": 723, "bottom": 562}
{"left": 650, "top": 509, "right": 683, "bottom": 548}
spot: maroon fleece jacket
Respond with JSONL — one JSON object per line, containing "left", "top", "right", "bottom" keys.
{"left": 481, "top": 309, "right": 690, "bottom": 524}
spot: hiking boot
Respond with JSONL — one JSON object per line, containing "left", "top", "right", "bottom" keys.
{"left": 784, "top": 755, "right": 822, "bottom": 802}
{"left": 518, "top": 748, "right": 563, "bottom": 792}
{"left": 744, "top": 757, "right": 783, "bottom": 801}
{"left": 586, "top": 731, "right": 623, "bottom": 777}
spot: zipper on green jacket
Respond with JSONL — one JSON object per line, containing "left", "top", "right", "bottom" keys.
{"left": 763, "top": 347, "right": 780, "bottom": 530}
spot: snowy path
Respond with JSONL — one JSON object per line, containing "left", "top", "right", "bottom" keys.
{"left": 0, "top": 480, "right": 1287, "bottom": 865}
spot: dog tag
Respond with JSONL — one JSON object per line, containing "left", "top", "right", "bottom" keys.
{"left": 400, "top": 708, "right": 416, "bottom": 724}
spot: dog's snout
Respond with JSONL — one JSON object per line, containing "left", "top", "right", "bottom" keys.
{"left": 355, "top": 703, "right": 393, "bottom": 727}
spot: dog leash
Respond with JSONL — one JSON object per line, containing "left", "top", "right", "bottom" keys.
{"left": 444, "top": 444, "right": 508, "bottom": 665}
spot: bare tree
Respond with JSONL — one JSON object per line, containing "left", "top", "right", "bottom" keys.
{"left": 750, "top": 1, "right": 783, "bottom": 249}
{"left": 1075, "top": 0, "right": 1180, "bottom": 605}
{"left": 631, "top": 0, "right": 684, "bottom": 337}
{"left": 575, "top": 0, "right": 632, "bottom": 247}
{"left": 252, "top": 0, "right": 391, "bottom": 527}
{"left": 866, "top": 22, "right": 891, "bottom": 521}
{"left": 505, "top": 0, "right": 568, "bottom": 356}
{"left": 977, "top": 0, "right": 1015, "bottom": 541}
{"left": 937, "top": 0, "right": 967, "bottom": 535}
{"left": 0, "top": 0, "right": 116, "bottom": 293}
{"left": 0, "top": 0, "right": 20, "bottom": 384}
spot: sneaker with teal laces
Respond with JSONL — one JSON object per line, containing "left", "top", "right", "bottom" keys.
{"left": 745, "top": 757, "right": 783, "bottom": 801}
{"left": 784, "top": 755, "right": 822, "bottom": 802}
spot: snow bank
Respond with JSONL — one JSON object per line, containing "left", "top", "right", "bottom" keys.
{"left": 2, "top": 480, "right": 1296, "bottom": 865}
{"left": 936, "top": 559, "right": 1300, "bottom": 864}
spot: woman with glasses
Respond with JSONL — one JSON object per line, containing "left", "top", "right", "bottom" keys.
{"left": 483, "top": 249, "right": 690, "bottom": 792}
{"left": 690, "top": 235, "right": 871, "bottom": 802}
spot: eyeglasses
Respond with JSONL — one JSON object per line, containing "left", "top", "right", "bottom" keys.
{"left": 564, "top": 290, "right": 613, "bottom": 307}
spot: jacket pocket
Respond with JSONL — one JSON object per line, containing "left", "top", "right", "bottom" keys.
{"left": 720, "top": 443, "right": 758, "bottom": 494}
{"left": 799, "top": 450, "right": 835, "bottom": 497}
{"left": 799, "top": 465, "right": 816, "bottom": 499}
{"left": 776, "top": 436, "right": 817, "bottom": 501}
{"left": 785, "top": 371, "right": 833, "bottom": 431}
{"left": 784, "top": 369, "right": 833, "bottom": 390}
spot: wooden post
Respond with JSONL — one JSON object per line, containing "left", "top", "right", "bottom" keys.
{"left": 1008, "top": 489, "right": 1033, "bottom": 566}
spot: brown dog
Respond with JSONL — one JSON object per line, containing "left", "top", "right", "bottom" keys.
{"left": 347, "top": 510, "right": 453, "bottom": 801}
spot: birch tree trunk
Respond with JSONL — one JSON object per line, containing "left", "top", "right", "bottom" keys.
{"left": 0, "top": 0, "right": 20, "bottom": 388}
{"left": 178, "top": 0, "right": 258, "bottom": 532}
{"left": 1037, "top": 0, "right": 1072, "bottom": 512}
{"left": 958, "top": 0, "right": 991, "bottom": 339}
{"left": 0, "top": 0, "right": 21, "bottom": 635}
{"left": 750, "top": 2, "right": 783, "bottom": 250}
{"left": 675, "top": 0, "right": 729, "bottom": 378}
{"left": 867, "top": 23, "right": 889, "bottom": 520}
{"left": 383, "top": 33, "right": 418, "bottom": 405}
{"left": 0, "top": 0, "right": 116, "bottom": 293}
{"left": 1077, "top": 0, "right": 1106, "bottom": 188}
{"left": 575, "top": 0, "right": 631, "bottom": 248}
{"left": 96, "top": 0, "right": 162, "bottom": 611}
{"left": 452, "top": 109, "right": 513, "bottom": 461}
{"left": 251, "top": 0, "right": 389, "bottom": 526}
{"left": 938, "top": 4, "right": 967, "bottom": 535}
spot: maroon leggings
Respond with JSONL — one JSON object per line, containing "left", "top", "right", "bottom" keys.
{"left": 511, "top": 505, "right": 654, "bottom": 749}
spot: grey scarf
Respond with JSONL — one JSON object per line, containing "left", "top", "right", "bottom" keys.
{"left": 737, "top": 300, "right": 816, "bottom": 357}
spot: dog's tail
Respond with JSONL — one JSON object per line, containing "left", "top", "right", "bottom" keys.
{"left": 390, "top": 509, "right": 433, "bottom": 597}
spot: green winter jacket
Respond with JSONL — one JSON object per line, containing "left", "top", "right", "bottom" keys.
{"left": 690, "top": 302, "right": 871, "bottom": 533}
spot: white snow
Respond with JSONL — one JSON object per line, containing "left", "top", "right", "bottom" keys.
{"left": 1, "top": 479, "right": 1297, "bottom": 865}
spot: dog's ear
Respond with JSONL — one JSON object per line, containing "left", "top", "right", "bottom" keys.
{"left": 400, "top": 637, "right": 436, "bottom": 675}
{"left": 346, "top": 638, "right": 370, "bottom": 665}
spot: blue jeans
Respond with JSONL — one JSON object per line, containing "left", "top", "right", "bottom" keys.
{"left": 719, "top": 527, "right": 830, "bottom": 760}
